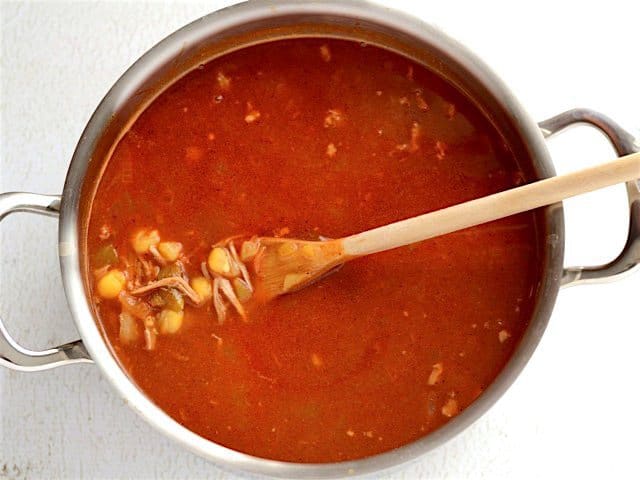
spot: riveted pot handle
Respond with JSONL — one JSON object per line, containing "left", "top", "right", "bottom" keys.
{"left": 0, "top": 192, "right": 92, "bottom": 371}
{"left": 539, "top": 108, "right": 640, "bottom": 287}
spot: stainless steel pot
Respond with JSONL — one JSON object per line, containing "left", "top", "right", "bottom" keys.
{"left": 1, "top": 1, "right": 638, "bottom": 477}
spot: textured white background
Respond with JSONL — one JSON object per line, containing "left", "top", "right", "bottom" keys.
{"left": 1, "top": 1, "right": 639, "bottom": 479}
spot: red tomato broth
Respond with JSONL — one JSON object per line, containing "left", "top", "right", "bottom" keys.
{"left": 86, "top": 38, "right": 542, "bottom": 462}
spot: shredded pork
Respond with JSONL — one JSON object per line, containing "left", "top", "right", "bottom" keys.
{"left": 131, "top": 276, "right": 202, "bottom": 304}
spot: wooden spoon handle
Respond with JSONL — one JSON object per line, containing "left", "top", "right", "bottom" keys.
{"left": 342, "top": 152, "right": 640, "bottom": 257}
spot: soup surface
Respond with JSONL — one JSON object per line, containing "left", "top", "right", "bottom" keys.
{"left": 86, "top": 38, "right": 542, "bottom": 462}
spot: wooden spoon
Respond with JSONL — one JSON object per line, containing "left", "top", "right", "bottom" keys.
{"left": 254, "top": 152, "right": 640, "bottom": 300}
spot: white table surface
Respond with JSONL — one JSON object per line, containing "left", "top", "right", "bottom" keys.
{"left": 1, "top": 1, "right": 639, "bottom": 479}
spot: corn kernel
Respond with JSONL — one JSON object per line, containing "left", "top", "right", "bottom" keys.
{"left": 191, "top": 276, "right": 212, "bottom": 301}
{"left": 208, "top": 247, "right": 231, "bottom": 275}
{"left": 158, "top": 241, "right": 182, "bottom": 262}
{"left": 158, "top": 309, "right": 184, "bottom": 334}
{"left": 97, "top": 269, "right": 126, "bottom": 299}
{"left": 132, "top": 229, "right": 160, "bottom": 254}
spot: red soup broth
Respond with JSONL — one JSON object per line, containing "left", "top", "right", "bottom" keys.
{"left": 85, "top": 38, "right": 542, "bottom": 462}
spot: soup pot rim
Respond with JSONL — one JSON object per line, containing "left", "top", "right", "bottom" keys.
{"left": 0, "top": 0, "right": 636, "bottom": 478}
{"left": 62, "top": 3, "right": 562, "bottom": 476}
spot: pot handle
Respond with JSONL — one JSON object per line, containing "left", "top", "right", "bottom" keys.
{"left": 0, "top": 192, "right": 92, "bottom": 371}
{"left": 538, "top": 108, "right": 640, "bottom": 287}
